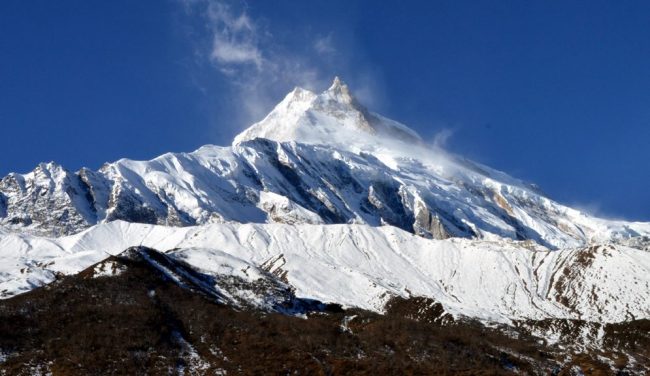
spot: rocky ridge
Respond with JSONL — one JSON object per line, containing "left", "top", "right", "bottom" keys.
{"left": 1, "top": 78, "right": 649, "bottom": 250}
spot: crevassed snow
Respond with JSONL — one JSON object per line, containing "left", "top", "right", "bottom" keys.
{"left": 1, "top": 220, "right": 648, "bottom": 324}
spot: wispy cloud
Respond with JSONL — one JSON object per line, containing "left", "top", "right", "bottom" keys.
{"left": 313, "top": 34, "right": 336, "bottom": 56}
{"left": 180, "top": 0, "right": 332, "bottom": 124}
{"left": 205, "top": 2, "right": 263, "bottom": 70}
{"left": 181, "top": 1, "right": 391, "bottom": 128}
{"left": 432, "top": 128, "right": 455, "bottom": 149}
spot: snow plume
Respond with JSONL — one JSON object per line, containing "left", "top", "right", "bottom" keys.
{"left": 179, "top": 0, "right": 387, "bottom": 131}
{"left": 432, "top": 128, "right": 455, "bottom": 149}
{"left": 206, "top": 2, "right": 262, "bottom": 70}
{"left": 569, "top": 201, "right": 617, "bottom": 220}
{"left": 181, "top": 0, "right": 331, "bottom": 124}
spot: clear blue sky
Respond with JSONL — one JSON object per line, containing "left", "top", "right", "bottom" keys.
{"left": 1, "top": 1, "right": 649, "bottom": 220}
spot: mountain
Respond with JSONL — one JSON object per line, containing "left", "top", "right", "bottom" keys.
{"left": 1, "top": 78, "right": 649, "bottom": 250}
{"left": 1, "top": 77, "right": 650, "bottom": 373}
{"left": 233, "top": 76, "right": 422, "bottom": 145}
{"left": 1, "top": 243, "right": 647, "bottom": 375}
{"left": 2, "top": 220, "right": 649, "bottom": 325}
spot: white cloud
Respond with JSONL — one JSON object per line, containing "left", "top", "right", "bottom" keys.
{"left": 314, "top": 34, "right": 336, "bottom": 55}
{"left": 211, "top": 41, "right": 262, "bottom": 67}
{"left": 205, "top": 2, "right": 263, "bottom": 69}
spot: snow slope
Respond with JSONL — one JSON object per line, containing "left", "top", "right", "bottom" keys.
{"left": 1, "top": 221, "right": 648, "bottom": 324}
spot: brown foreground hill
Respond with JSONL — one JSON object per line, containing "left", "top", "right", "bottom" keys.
{"left": 0, "top": 247, "right": 647, "bottom": 375}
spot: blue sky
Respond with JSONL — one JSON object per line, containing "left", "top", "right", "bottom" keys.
{"left": 1, "top": 1, "right": 649, "bottom": 220}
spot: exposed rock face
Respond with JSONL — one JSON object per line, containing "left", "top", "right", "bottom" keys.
{"left": 364, "top": 181, "right": 413, "bottom": 232}
{"left": 0, "top": 163, "right": 95, "bottom": 236}
{"left": 259, "top": 192, "right": 325, "bottom": 225}
{"left": 413, "top": 201, "right": 450, "bottom": 240}
{"left": 0, "top": 193, "right": 7, "bottom": 218}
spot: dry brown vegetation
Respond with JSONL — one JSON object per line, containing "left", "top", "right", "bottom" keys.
{"left": 0, "top": 249, "right": 646, "bottom": 375}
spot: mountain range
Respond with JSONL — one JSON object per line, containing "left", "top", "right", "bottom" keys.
{"left": 1, "top": 78, "right": 649, "bottom": 374}
{"left": 2, "top": 78, "right": 648, "bottom": 249}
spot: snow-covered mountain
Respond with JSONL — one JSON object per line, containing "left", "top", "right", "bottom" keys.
{"left": 2, "top": 78, "right": 648, "bottom": 250}
{"left": 233, "top": 77, "right": 422, "bottom": 146}
{"left": 0, "top": 76, "right": 649, "bottom": 344}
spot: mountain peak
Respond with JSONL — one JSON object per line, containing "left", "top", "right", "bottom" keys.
{"left": 325, "top": 76, "right": 353, "bottom": 104}
{"left": 330, "top": 76, "right": 344, "bottom": 89}
{"left": 233, "top": 76, "right": 421, "bottom": 146}
{"left": 322, "top": 76, "right": 359, "bottom": 107}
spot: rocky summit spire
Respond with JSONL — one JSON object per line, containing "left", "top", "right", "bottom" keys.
{"left": 325, "top": 76, "right": 354, "bottom": 104}
{"left": 329, "top": 76, "right": 344, "bottom": 90}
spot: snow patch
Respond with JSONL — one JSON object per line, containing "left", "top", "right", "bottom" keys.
{"left": 92, "top": 260, "right": 126, "bottom": 278}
